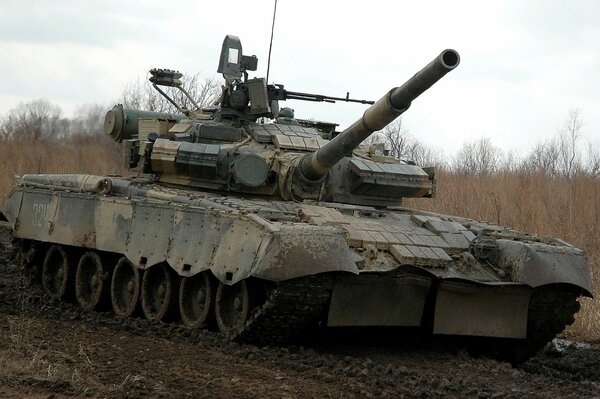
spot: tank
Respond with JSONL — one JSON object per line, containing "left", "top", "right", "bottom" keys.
{"left": 2, "top": 35, "right": 592, "bottom": 363}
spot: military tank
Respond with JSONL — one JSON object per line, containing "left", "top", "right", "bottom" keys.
{"left": 2, "top": 35, "right": 592, "bottom": 363}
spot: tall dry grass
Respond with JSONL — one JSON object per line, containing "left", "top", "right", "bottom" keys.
{"left": 406, "top": 171, "right": 600, "bottom": 341}
{"left": 0, "top": 136, "right": 126, "bottom": 199}
{"left": 0, "top": 136, "right": 598, "bottom": 341}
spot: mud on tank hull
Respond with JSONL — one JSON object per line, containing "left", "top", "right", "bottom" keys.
{"left": 2, "top": 174, "right": 593, "bottom": 363}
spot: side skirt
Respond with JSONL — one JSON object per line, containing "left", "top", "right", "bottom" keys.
{"left": 327, "top": 274, "right": 432, "bottom": 327}
{"left": 433, "top": 281, "right": 531, "bottom": 339}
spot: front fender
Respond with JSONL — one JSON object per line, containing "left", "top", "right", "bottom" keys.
{"left": 495, "top": 239, "right": 593, "bottom": 297}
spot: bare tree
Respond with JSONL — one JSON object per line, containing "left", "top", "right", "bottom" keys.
{"left": 0, "top": 100, "right": 68, "bottom": 141}
{"left": 557, "top": 109, "right": 583, "bottom": 179}
{"left": 587, "top": 140, "right": 600, "bottom": 177}
{"left": 70, "top": 104, "right": 105, "bottom": 136}
{"left": 369, "top": 119, "right": 443, "bottom": 166}
{"left": 452, "top": 137, "right": 502, "bottom": 175}
{"left": 0, "top": 115, "right": 11, "bottom": 140}
{"left": 120, "top": 72, "right": 221, "bottom": 113}
{"left": 499, "top": 149, "right": 522, "bottom": 173}
{"left": 380, "top": 120, "right": 410, "bottom": 158}
{"left": 404, "top": 140, "right": 445, "bottom": 167}
{"left": 520, "top": 138, "right": 560, "bottom": 176}
{"left": 121, "top": 79, "right": 162, "bottom": 111}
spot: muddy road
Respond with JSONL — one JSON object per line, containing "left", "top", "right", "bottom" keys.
{"left": 0, "top": 222, "right": 599, "bottom": 398}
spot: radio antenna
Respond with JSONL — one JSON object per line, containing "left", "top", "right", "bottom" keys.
{"left": 266, "top": 0, "right": 278, "bottom": 83}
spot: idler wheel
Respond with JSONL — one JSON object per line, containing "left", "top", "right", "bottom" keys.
{"left": 179, "top": 272, "right": 213, "bottom": 328}
{"left": 215, "top": 280, "right": 250, "bottom": 335}
{"left": 111, "top": 257, "right": 141, "bottom": 317}
{"left": 75, "top": 251, "right": 110, "bottom": 311}
{"left": 141, "top": 263, "right": 178, "bottom": 322}
{"left": 42, "top": 245, "right": 73, "bottom": 300}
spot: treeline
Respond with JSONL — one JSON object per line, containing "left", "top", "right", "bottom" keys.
{"left": 0, "top": 100, "right": 106, "bottom": 140}
{"left": 373, "top": 110, "right": 600, "bottom": 179}
{"left": 1, "top": 95, "right": 599, "bottom": 184}
{"left": 0, "top": 71, "right": 221, "bottom": 142}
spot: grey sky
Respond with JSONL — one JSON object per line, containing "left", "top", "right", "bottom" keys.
{"left": 1, "top": 0, "right": 598, "bottom": 154}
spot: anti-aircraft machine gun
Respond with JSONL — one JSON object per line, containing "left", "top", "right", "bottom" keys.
{"left": 3, "top": 35, "right": 591, "bottom": 364}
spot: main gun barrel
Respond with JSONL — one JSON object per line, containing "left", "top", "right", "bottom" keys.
{"left": 299, "top": 49, "right": 460, "bottom": 181}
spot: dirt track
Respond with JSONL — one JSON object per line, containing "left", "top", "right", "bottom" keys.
{"left": 1, "top": 223, "right": 600, "bottom": 398}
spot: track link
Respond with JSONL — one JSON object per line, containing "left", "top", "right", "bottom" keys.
{"left": 231, "top": 275, "right": 334, "bottom": 345}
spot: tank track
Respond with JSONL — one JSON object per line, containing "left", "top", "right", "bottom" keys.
{"left": 8, "top": 236, "right": 583, "bottom": 363}
{"left": 11, "top": 237, "right": 335, "bottom": 346}
{"left": 515, "top": 287, "right": 581, "bottom": 361}
{"left": 472, "top": 286, "right": 581, "bottom": 364}
{"left": 231, "top": 275, "right": 334, "bottom": 345}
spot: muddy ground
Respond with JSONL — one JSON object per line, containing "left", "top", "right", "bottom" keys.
{"left": 0, "top": 223, "right": 599, "bottom": 398}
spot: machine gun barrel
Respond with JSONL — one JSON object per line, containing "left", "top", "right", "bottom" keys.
{"left": 284, "top": 90, "right": 374, "bottom": 105}
{"left": 268, "top": 85, "right": 374, "bottom": 105}
{"left": 299, "top": 49, "right": 460, "bottom": 181}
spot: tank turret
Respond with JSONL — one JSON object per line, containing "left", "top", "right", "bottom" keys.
{"left": 109, "top": 36, "right": 459, "bottom": 207}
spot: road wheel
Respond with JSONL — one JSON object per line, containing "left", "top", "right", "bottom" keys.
{"left": 42, "top": 245, "right": 73, "bottom": 300}
{"left": 179, "top": 272, "right": 213, "bottom": 328}
{"left": 215, "top": 280, "right": 250, "bottom": 336}
{"left": 141, "top": 263, "right": 178, "bottom": 322}
{"left": 75, "top": 251, "right": 110, "bottom": 311}
{"left": 111, "top": 257, "right": 141, "bottom": 317}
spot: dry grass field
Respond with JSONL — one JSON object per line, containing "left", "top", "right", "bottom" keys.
{"left": 0, "top": 136, "right": 125, "bottom": 195}
{"left": 1, "top": 136, "right": 598, "bottom": 342}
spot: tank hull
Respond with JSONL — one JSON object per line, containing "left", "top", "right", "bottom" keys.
{"left": 2, "top": 174, "right": 592, "bottom": 361}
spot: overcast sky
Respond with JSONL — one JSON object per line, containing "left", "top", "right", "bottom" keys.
{"left": 0, "top": 0, "right": 598, "bottom": 154}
